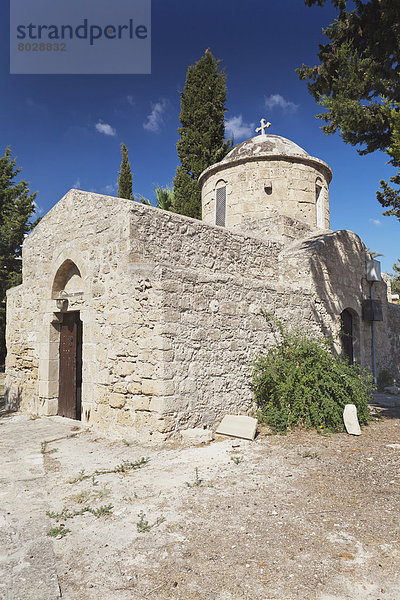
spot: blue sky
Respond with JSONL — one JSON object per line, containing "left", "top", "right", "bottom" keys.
{"left": 1, "top": 0, "right": 398, "bottom": 272}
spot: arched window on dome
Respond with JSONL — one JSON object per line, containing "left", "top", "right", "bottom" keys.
{"left": 215, "top": 180, "right": 226, "bottom": 227}
{"left": 316, "top": 177, "right": 324, "bottom": 228}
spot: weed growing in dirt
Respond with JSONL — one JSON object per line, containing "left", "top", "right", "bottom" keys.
{"left": 122, "top": 439, "right": 131, "bottom": 446}
{"left": 67, "top": 457, "right": 149, "bottom": 484}
{"left": 46, "top": 503, "right": 113, "bottom": 521}
{"left": 136, "top": 510, "right": 165, "bottom": 533}
{"left": 69, "top": 490, "right": 91, "bottom": 504}
{"left": 230, "top": 455, "right": 243, "bottom": 465}
{"left": 40, "top": 441, "right": 58, "bottom": 455}
{"left": 122, "top": 492, "right": 138, "bottom": 503}
{"left": 185, "top": 467, "right": 202, "bottom": 487}
{"left": 68, "top": 486, "right": 111, "bottom": 505}
{"left": 300, "top": 450, "right": 320, "bottom": 459}
{"left": 90, "top": 504, "right": 113, "bottom": 517}
{"left": 47, "top": 525, "right": 70, "bottom": 538}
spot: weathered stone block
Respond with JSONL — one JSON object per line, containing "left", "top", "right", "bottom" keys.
{"left": 109, "top": 393, "right": 126, "bottom": 409}
{"left": 117, "top": 410, "right": 133, "bottom": 426}
{"left": 41, "top": 398, "right": 58, "bottom": 416}
{"left": 215, "top": 415, "right": 258, "bottom": 440}
{"left": 116, "top": 362, "right": 136, "bottom": 377}
{"left": 132, "top": 396, "right": 150, "bottom": 411}
{"left": 127, "top": 381, "right": 142, "bottom": 394}
{"left": 181, "top": 428, "right": 213, "bottom": 445}
{"left": 142, "top": 379, "right": 175, "bottom": 397}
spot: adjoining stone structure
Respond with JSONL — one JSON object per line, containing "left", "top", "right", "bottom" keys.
{"left": 5, "top": 132, "right": 400, "bottom": 441}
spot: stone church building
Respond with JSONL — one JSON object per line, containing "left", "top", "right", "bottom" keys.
{"left": 5, "top": 130, "right": 400, "bottom": 440}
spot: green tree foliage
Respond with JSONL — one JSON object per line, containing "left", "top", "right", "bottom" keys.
{"left": 118, "top": 143, "right": 133, "bottom": 200}
{"left": 155, "top": 186, "right": 174, "bottom": 211}
{"left": 297, "top": 0, "right": 400, "bottom": 219}
{"left": 390, "top": 259, "right": 400, "bottom": 295}
{"left": 173, "top": 49, "right": 232, "bottom": 219}
{"left": 252, "top": 315, "right": 373, "bottom": 433}
{"left": 0, "top": 148, "right": 37, "bottom": 364}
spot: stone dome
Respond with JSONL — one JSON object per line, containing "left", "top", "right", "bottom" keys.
{"left": 224, "top": 134, "right": 309, "bottom": 161}
{"left": 199, "top": 134, "right": 332, "bottom": 186}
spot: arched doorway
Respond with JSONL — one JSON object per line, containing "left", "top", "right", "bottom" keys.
{"left": 340, "top": 309, "right": 354, "bottom": 362}
{"left": 52, "top": 260, "right": 84, "bottom": 420}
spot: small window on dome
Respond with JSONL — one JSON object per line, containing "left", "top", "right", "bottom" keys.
{"left": 216, "top": 186, "right": 226, "bottom": 227}
{"left": 316, "top": 178, "right": 324, "bottom": 228}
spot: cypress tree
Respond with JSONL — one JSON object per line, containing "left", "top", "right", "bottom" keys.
{"left": 118, "top": 143, "right": 133, "bottom": 200}
{"left": 0, "top": 148, "right": 37, "bottom": 364}
{"left": 173, "top": 49, "right": 231, "bottom": 219}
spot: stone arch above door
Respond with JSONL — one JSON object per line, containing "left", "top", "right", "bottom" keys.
{"left": 52, "top": 259, "right": 83, "bottom": 299}
{"left": 50, "top": 250, "right": 88, "bottom": 300}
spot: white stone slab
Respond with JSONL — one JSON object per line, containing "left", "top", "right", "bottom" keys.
{"left": 343, "top": 404, "right": 361, "bottom": 436}
{"left": 215, "top": 415, "right": 257, "bottom": 441}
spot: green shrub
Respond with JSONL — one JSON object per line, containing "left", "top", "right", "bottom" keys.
{"left": 252, "top": 316, "right": 373, "bottom": 433}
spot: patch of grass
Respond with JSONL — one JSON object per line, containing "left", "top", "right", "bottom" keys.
{"left": 230, "top": 455, "right": 243, "bottom": 465}
{"left": 67, "top": 457, "right": 149, "bottom": 484}
{"left": 122, "top": 439, "right": 131, "bottom": 446}
{"left": 300, "top": 450, "right": 320, "bottom": 459}
{"left": 47, "top": 525, "right": 70, "bottom": 538}
{"left": 68, "top": 486, "right": 111, "bottom": 505}
{"left": 185, "top": 467, "right": 202, "bottom": 487}
{"left": 90, "top": 504, "right": 113, "bottom": 517}
{"left": 136, "top": 510, "right": 165, "bottom": 533}
{"left": 68, "top": 490, "right": 91, "bottom": 504}
{"left": 68, "top": 468, "right": 86, "bottom": 484}
{"left": 122, "top": 493, "right": 138, "bottom": 503}
{"left": 46, "top": 503, "right": 113, "bottom": 521}
{"left": 41, "top": 441, "right": 58, "bottom": 455}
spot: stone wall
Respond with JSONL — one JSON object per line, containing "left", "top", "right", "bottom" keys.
{"left": 386, "top": 303, "right": 400, "bottom": 382}
{"left": 5, "top": 190, "right": 320, "bottom": 441}
{"left": 128, "top": 207, "right": 321, "bottom": 436}
{"left": 6, "top": 190, "right": 140, "bottom": 429}
{"left": 5, "top": 190, "right": 399, "bottom": 442}
{"left": 279, "top": 229, "right": 395, "bottom": 377}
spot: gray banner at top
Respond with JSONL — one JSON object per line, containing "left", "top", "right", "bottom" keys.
{"left": 10, "top": 0, "right": 151, "bottom": 74}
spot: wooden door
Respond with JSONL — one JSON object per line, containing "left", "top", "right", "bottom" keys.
{"left": 341, "top": 309, "right": 353, "bottom": 363}
{"left": 58, "top": 312, "right": 82, "bottom": 420}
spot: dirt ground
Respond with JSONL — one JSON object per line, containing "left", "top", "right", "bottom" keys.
{"left": 1, "top": 387, "right": 400, "bottom": 600}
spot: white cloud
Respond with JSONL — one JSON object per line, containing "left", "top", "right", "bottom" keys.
{"left": 264, "top": 94, "right": 298, "bottom": 113}
{"left": 103, "top": 182, "right": 118, "bottom": 195}
{"left": 369, "top": 218, "right": 382, "bottom": 226}
{"left": 95, "top": 121, "right": 117, "bottom": 136}
{"left": 72, "top": 178, "right": 81, "bottom": 189}
{"left": 143, "top": 99, "right": 167, "bottom": 133}
{"left": 32, "top": 200, "right": 43, "bottom": 216}
{"left": 127, "top": 95, "right": 135, "bottom": 106}
{"left": 225, "top": 115, "right": 255, "bottom": 140}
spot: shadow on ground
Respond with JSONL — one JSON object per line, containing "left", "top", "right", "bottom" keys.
{"left": 370, "top": 392, "right": 400, "bottom": 420}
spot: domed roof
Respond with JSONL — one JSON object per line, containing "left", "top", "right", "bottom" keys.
{"left": 224, "top": 134, "right": 309, "bottom": 161}
{"left": 198, "top": 133, "right": 332, "bottom": 185}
